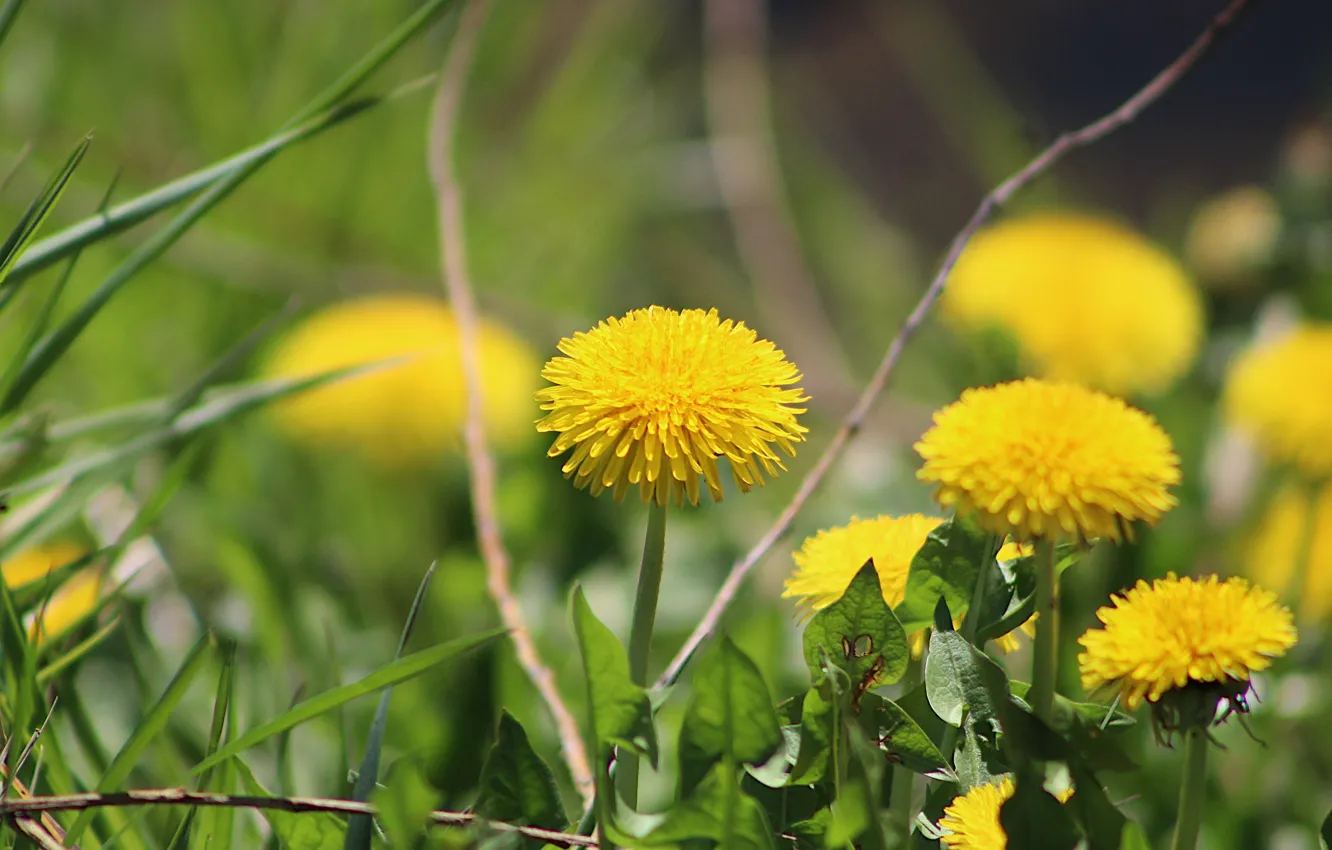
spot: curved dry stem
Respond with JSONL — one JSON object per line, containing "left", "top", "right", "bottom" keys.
{"left": 657, "top": 0, "right": 1258, "bottom": 691}
{"left": 427, "top": 0, "right": 594, "bottom": 808}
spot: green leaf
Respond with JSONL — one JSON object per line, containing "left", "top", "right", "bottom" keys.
{"left": 744, "top": 725, "right": 799, "bottom": 790}
{"left": 896, "top": 683, "right": 947, "bottom": 752}
{"left": 998, "top": 770, "right": 1079, "bottom": 850}
{"left": 1008, "top": 683, "right": 1138, "bottom": 772}
{"left": 374, "top": 757, "right": 441, "bottom": 850}
{"left": 925, "top": 629, "right": 1011, "bottom": 728}
{"left": 570, "top": 586, "right": 657, "bottom": 764}
{"left": 1068, "top": 762, "right": 1130, "bottom": 850}
{"left": 345, "top": 561, "right": 438, "bottom": 850}
{"left": 236, "top": 757, "right": 347, "bottom": 849}
{"left": 192, "top": 629, "right": 502, "bottom": 775}
{"left": 894, "top": 517, "right": 992, "bottom": 634}
{"left": 974, "top": 545, "right": 1079, "bottom": 644}
{"left": 475, "top": 710, "right": 567, "bottom": 839}
{"left": 678, "top": 636, "right": 782, "bottom": 795}
{"left": 789, "top": 681, "right": 835, "bottom": 786}
{"left": 65, "top": 634, "right": 214, "bottom": 844}
{"left": 856, "top": 693, "right": 952, "bottom": 780}
{"left": 802, "top": 561, "right": 909, "bottom": 695}
{"left": 639, "top": 763, "right": 775, "bottom": 850}
{"left": 0, "top": 134, "right": 89, "bottom": 287}
{"left": 825, "top": 779, "right": 871, "bottom": 849}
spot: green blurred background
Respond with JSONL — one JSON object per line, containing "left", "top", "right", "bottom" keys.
{"left": 2, "top": 0, "right": 1332, "bottom": 847}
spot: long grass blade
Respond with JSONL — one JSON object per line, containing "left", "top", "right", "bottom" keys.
{"left": 0, "top": 134, "right": 90, "bottom": 287}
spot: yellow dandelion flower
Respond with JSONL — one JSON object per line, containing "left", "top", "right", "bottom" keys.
{"left": 1224, "top": 324, "right": 1332, "bottom": 477}
{"left": 1185, "top": 186, "right": 1281, "bottom": 286}
{"left": 944, "top": 213, "right": 1203, "bottom": 396}
{"left": 535, "top": 307, "right": 807, "bottom": 506}
{"left": 263, "top": 293, "right": 539, "bottom": 467}
{"left": 782, "top": 516, "right": 1034, "bottom": 653}
{"left": 938, "top": 778, "right": 1013, "bottom": 850}
{"left": 915, "top": 379, "right": 1180, "bottom": 543}
{"left": 2, "top": 541, "right": 88, "bottom": 589}
{"left": 1078, "top": 574, "right": 1297, "bottom": 710}
{"left": 1246, "top": 483, "right": 1332, "bottom": 618}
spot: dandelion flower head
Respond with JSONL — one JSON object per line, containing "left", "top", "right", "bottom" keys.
{"left": 263, "top": 293, "right": 539, "bottom": 467}
{"left": 943, "top": 213, "right": 1203, "bottom": 396}
{"left": 938, "top": 778, "right": 1013, "bottom": 850}
{"left": 915, "top": 379, "right": 1180, "bottom": 542}
{"left": 1224, "top": 324, "right": 1332, "bottom": 477}
{"left": 1246, "top": 483, "right": 1332, "bottom": 619}
{"left": 1078, "top": 574, "right": 1297, "bottom": 710}
{"left": 536, "top": 307, "right": 806, "bottom": 506}
{"left": 2, "top": 541, "right": 88, "bottom": 589}
{"left": 2, "top": 543, "right": 101, "bottom": 643}
{"left": 783, "top": 516, "right": 1034, "bottom": 653}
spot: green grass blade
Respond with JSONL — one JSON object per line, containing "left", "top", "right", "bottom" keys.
{"left": 0, "top": 252, "right": 80, "bottom": 407}
{"left": 64, "top": 633, "right": 215, "bottom": 845}
{"left": 344, "top": 561, "right": 438, "bottom": 850}
{"left": 192, "top": 628, "right": 503, "bottom": 776}
{"left": 167, "top": 639, "right": 236, "bottom": 850}
{"left": 291, "top": 0, "right": 460, "bottom": 125}
{"left": 36, "top": 615, "right": 122, "bottom": 685}
{"left": 0, "top": 0, "right": 27, "bottom": 54}
{"left": 5, "top": 99, "right": 371, "bottom": 288}
{"left": 0, "top": 133, "right": 90, "bottom": 287}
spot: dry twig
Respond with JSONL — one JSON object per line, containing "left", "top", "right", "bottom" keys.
{"left": 426, "top": 0, "right": 595, "bottom": 807}
{"left": 0, "top": 789, "right": 599, "bottom": 848}
{"left": 657, "top": 0, "right": 1258, "bottom": 690}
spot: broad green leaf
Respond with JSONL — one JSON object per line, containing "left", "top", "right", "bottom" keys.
{"left": 894, "top": 517, "right": 992, "bottom": 633}
{"left": 678, "top": 636, "right": 782, "bottom": 795}
{"left": 65, "top": 634, "right": 214, "bottom": 844}
{"left": 999, "top": 770, "right": 1079, "bottom": 850}
{"left": 857, "top": 693, "right": 951, "bottom": 780}
{"left": 475, "top": 710, "right": 567, "bottom": 839}
{"left": 638, "top": 763, "right": 776, "bottom": 850}
{"left": 236, "top": 757, "right": 347, "bottom": 849}
{"left": 1008, "top": 683, "right": 1137, "bottom": 773}
{"left": 1119, "top": 821, "right": 1153, "bottom": 850}
{"left": 192, "top": 629, "right": 502, "bottom": 775}
{"left": 974, "top": 545, "right": 1079, "bottom": 644}
{"left": 570, "top": 586, "right": 657, "bottom": 764}
{"left": 954, "top": 716, "right": 1003, "bottom": 791}
{"left": 825, "top": 779, "right": 871, "bottom": 849}
{"left": 0, "top": 134, "right": 89, "bottom": 287}
{"left": 925, "top": 629, "right": 1011, "bottom": 728}
{"left": 1068, "top": 762, "right": 1130, "bottom": 850}
{"left": 345, "top": 562, "right": 438, "bottom": 850}
{"left": 789, "top": 681, "right": 836, "bottom": 786}
{"left": 896, "top": 683, "right": 947, "bottom": 750}
{"left": 743, "top": 725, "right": 799, "bottom": 789}
{"left": 803, "top": 561, "right": 909, "bottom": 693}
{"left": 374, "top": 757, "right": 440, "bottom": 850}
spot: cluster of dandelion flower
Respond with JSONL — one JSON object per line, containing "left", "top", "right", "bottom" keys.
{"left": 1224, "top": 323, "right": 1332, "bottom": 478}
{"left": 264, "top": 293, "right": 539, "bottom": 467}
{"left": 1077, "top": 573, "right": 1297, "bottom": 737}
{"left": 914, "top": 379, "right": 1180, "bottom": 544}
{"left": 535, "top": 306, "right": 807, "bottom": 507}
{"left": 943, "top": 213, "right": 1202, "bottom": 396}
{"left": 782, "top": 514, "right": 1034, "bottom": 653}
{"left": 1246, "top": 482, "right": 1332, "bottom": 619}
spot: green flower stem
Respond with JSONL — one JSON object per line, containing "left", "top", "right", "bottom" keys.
{"left": 892, "top": 655, "right": 923, "bottom": 841}
{"left": 1170, "top": 725, "right": 1209, "bottom": 850}
{"left": 1029, "top": 538, "right": 1059, "bottom": 723}
{"left": 618, "top": 500, "right": 668, "bottom": 809}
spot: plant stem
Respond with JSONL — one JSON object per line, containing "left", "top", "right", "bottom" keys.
{"left": 1029, "top": 538, "right": 1059, "bottom": 724}
{"left": 617, "top": 500, "right": 668, "bottom": 809}
{"left": 891, "top": 656, "right": 922, "bottom": 841}
{"left": 1170, "top": 726, "right": 1209, "bottom": 850}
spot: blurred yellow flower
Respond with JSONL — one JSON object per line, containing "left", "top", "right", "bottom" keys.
{"left": 536, "top": 307, "right": 806, "bottom": 506}
{"left": 944, "top": 213, "right": 1202, "bottom": 396}
{"left": 1224, "top": 324, "right": 1332, "bottom": 477}
{"left": 1078, "top": 574, "right": 1297, "bottom": 710}
{"left": 915, "top": 379, "right": 1180, "bottom": 543}
{"left": 1185, "top": 186, "right": 1281, "bottom": 285}
{"left": 1246, "top": 483, "right": 1332, "bottom": 618}
{"left": 1, "top": 543, "right": 101, "bottom": 643}
{"left": 782, "top": 515, "right": 1033, "bottom": 653}
{"left": 263, "top": 293, "right": 539, "bottom": 466}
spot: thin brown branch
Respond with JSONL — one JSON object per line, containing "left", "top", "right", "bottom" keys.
{"left": 426, "top": 0, "right": 595, "bottom": 808}
{"left": 703, "top": 0, "right": 855, "bottom": 407}
{"left": 657, "top": 0, "right": 1259, "bottom": 690}
{"left": 0, "top": 790, "right": 599, "bottom": 848}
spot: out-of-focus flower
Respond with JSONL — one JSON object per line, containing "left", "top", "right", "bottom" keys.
{"left": 1078, "top": 574, "right": 1296, "bottom": 714}
{"left": 782, "top": 515, "right": 1033, "bottom": 653}
{"left": 263, "top": 293, "right": 539, "bottom": 466}
{"left": 943, "top": 213, "right": 1203, "bottom": 396}
{"left": 1, "top": 543, "right": 101, "bottom": 643}
{"left": 1224, "top": 324, "right": 1332, "bottom": 477}
{"left": 1185, "top": 186, "right": 1281, "bottom": 286}
{"left": 536, "top": 307, "right": 806, "bottom": 506}
{"left": 1246, "top": 483, "right": 1332, "bottom": 618}
{"left": 915, "top": 380, "right": 1180, "bottom": 543}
